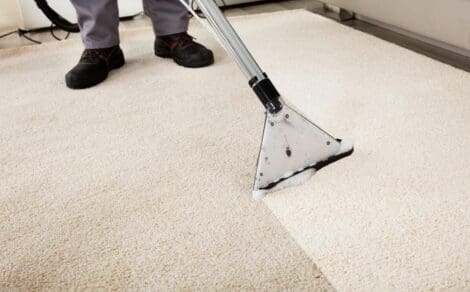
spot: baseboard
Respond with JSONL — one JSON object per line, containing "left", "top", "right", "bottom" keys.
{"left": 356, "top": 14, "right": 470, "bottom": 59}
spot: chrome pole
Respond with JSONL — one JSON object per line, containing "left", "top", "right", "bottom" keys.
{"left": 183, "top": 0, "right": 282, "bottom": 113}
{"left": 193, "top": 0, "right": 266, "bottom": 83}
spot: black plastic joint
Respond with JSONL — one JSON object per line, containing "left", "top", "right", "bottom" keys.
{"left": 249, "top": 75, "right": 282, "bottom": 114}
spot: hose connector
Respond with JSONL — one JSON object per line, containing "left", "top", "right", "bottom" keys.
{"left": 249, "top": 74, "right": 282, "bottom": 114}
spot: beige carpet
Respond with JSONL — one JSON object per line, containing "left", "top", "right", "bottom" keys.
{"left": 0, "top": 12, "right": 334, "bottom": 291}
{"left": 1, "top": 9, "right": 469, "bottom": 291}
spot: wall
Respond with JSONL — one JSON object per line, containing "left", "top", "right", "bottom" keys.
{"left": 324, "top": 0, "right": 470, "bottom": 53}
{"left": 0, "top": 0, "right": 20, "bottom": 29}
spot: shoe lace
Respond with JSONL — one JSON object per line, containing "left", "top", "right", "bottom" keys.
{"left": 176, "top": 33, "right": 196, "bottom": 49}
{"left": 81, "top": 49, "right": 108, "bottom": 62}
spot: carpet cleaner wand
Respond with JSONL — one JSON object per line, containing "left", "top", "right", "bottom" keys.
{"left": 180, "top": 0, "right": 354, "bottom": 199}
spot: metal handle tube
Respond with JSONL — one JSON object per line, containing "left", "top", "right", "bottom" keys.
{"left": 190, "top": 0, "right": 283, "bottom": 113}
{"left": 194, "top": 0, "right": 265, "bottom": 82}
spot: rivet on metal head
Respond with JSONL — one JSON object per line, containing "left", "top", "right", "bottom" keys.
{"left": 286, "top": 147, "right": 292, "bottom": 157}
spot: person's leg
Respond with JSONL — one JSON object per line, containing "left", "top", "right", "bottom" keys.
{"left": 144, "top": 0, "right": 189, "bottom": 36}
{"left": 144, "top": 0, "right": 214, "bottom": 68}
{"left": 71, "top": 0, "right": 120, "bottom": 49}
{"left": 65, "top": 0, "right": 125, "bottom": 89}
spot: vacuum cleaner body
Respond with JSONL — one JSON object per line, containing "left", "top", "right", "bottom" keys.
{"left": 182, "top": 0, "right": 353, "bottom": 199}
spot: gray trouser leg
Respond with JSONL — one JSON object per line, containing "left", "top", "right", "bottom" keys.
{"left": 144, "top": 0, "right": 189, "bottom": 36}
{"left": 70, "top": 0, "right": 120, "bottom": 49}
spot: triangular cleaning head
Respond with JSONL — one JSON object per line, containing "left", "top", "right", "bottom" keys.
{"left": 253, "top": 104, "right": 353, "bottom": 199}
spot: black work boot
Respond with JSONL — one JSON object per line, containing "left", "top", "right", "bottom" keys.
{"left": 154, "top": 32, "right": 214, "bottom": 68}
{"left": 65, "top": 45, "right": 125, "bottom": 89}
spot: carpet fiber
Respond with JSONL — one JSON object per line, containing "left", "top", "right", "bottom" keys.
{"left": 0, "top": 11, "right": 333, "bottom": 291}
{"left": 1, "top": 10, "right": 469, "bottom": 291}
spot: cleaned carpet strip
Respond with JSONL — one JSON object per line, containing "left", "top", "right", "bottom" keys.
{"left": 0, "top": 12, "right": 333, "bottom": 290}
{"left": 248, "top": 10, "right": 468, "bottom": 291}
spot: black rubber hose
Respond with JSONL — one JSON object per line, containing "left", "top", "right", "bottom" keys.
{"left": 34, "top": 0, "right": 80, "bottom": 33}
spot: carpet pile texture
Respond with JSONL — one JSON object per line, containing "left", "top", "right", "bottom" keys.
{"left": 1, "top": 10, "right": 469, "bottom": 290}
